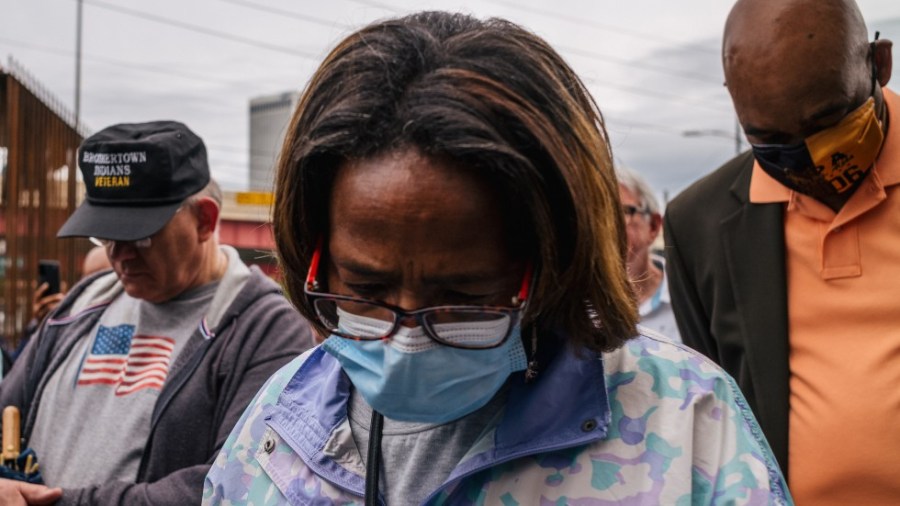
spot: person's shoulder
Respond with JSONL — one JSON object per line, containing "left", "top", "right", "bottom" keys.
{"left": 604, "top": 331, "right": 741, "bottom": 406}
{"left": 667, "top": 151, "right": 754, "bottom": 217}
{"left": 603, "top": 329, "right": 790, "bottom": 496}
{"left": 57, "top": 270, "right": 122, "bottom": 318}
{"left": 214, "top": 347, "right": 321, "bottom": 450}
{"left": 213, "top": 269, "right": 317, "bottom": 352}
{"left": 247, "top": 347, "right": 321, "bottom": 408}
{"left": 204, "top": 347, "right": 323, "bottom": 503}
{"left": 228, "top": 267, "right": 297, "bottom": 315}
{"left": 232, "top": 266, "right": 277, "bottom": 296}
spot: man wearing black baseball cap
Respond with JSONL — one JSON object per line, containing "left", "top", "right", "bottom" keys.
{"left": 0, "top": 121, "right": 314, "bottom": 505}
{"left": 58, "top": 121, "right": 211, "bottom": 244}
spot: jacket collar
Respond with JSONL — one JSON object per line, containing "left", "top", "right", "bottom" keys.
{"left": 265, "top": 339, "right": 611, "bottom": 491}
{"left": 722, "top": 153, "right": 791, "bottom": 473}
{"left": 446, "top": 341, "right": 610, "bottom": 485}
{"left": 497, "top": 343, "right": 609, "bottom": 455}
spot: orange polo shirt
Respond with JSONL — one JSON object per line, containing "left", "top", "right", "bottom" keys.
{"left": 750, "top": 87, "right": 900, "bottom": 504}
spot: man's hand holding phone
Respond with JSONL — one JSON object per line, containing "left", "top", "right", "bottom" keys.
{"left": 33, "top": 261, "right": 64, "bottom": 322}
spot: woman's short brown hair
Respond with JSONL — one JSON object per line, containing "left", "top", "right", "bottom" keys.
{"left": 274, "top": 11, "right": 637, "bottom": 353}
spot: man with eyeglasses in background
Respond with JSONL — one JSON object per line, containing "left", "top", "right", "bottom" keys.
{"left": 617, "top": 167, "right": 680, "bottom": 343}
{"left": 0, "top": 120, "right": 314, "bottom": 505}
{"left": 664, "top": 0, "right": 896, "bottom": 502}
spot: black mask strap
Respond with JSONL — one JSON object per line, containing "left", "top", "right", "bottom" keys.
{"left": 365, "top": 411, "right": 384, "bottom": 506}
{"left": 870, "top": 31, "right": 880, "bottom": 95}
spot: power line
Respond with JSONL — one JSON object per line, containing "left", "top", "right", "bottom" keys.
{"left": 82, "top": 0, "right": 724, "bottom": 100}
{"left": 582, "top": 76, "right": 730, "bottom": 113}
{"left": 342, "top": 0, "right": 720, "bottom": 84}
{"left": 605, "top": 116, "right": 691, "bottom": 136}
{"left": 218, "top": 0, "right": 357, "bottom": 30}
{"left": 81, "top": 0, "right": 322, "bottom": 60}
{"left": 0, "top": 37, "right": 257, "bottom": 87}
{"left": 558, "top": 44, "right": 720, "bottom": 84}
{"left": 0, "top": 35, "right": 730, "bottom": 116}
{"left": 341, "top": 0, "right": 404, "bottom": 14}
{"left": 3, "top": 3, "right": 734, "bottom": 143}
{"left": 606, "top": 116, "right": 741, "bottom": 155}
{"left": 483, "top": 0, "right": 719, "bottom": 55}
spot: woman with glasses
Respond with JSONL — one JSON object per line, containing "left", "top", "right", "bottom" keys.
{"left": 204, "top": 12, "right": 790, "bottom": 505}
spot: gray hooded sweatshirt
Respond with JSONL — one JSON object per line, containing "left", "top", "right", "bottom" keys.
{"left": 0, "top": 246, "right": 315, "bottom": 505}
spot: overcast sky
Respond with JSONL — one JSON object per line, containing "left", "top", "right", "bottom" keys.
{"left": 2, "top": 0, "right": 899, "bottom": 202}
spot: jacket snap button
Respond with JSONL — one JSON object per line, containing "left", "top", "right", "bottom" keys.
{"left": 581, "top": 419, "right": 597, "bottom": 432}
{"left": 264, "top": 437, "right": 275, "bottom": 454}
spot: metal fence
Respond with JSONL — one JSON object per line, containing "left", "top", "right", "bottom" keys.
{"left": 0, "top": 58, "right": 90, "bottom": 348}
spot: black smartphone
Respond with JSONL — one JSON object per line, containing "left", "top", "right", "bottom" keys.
{"left": 37, "top": 260, "right": 61, "bottom": 296}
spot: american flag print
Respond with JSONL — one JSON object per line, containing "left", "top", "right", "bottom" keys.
{"left": 77, "top": 324, "right": 176, "bottom": 396}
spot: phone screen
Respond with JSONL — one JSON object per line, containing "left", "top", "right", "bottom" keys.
{"left": 38, "top": 260, "right": 61, "bottom": 295}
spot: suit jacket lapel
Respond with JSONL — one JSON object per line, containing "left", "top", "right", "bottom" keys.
{"left": 720, "top": 160, "right": 791, "bottom": 473}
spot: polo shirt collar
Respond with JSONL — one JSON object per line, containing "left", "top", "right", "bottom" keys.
{"left": 750, "top": 87, "right": 900, "bottom": 204}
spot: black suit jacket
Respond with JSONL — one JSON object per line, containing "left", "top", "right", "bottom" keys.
{"left": 663, "top": 151, "right": 791, "bottom": 475}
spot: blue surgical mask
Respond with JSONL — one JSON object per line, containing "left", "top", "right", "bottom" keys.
{"left": 321, "top": 310, "right": 527, "bottom": 424}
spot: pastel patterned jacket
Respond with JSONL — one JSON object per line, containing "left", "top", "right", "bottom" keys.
{"left": 203, "top": 331, "right": 792, "bottom": 505}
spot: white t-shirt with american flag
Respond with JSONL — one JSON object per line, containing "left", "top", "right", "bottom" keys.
{"left": 30, "top": 280, "right": 218, "bottom": 489}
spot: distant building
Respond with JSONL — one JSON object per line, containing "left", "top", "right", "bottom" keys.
{"left": 218, "top": 190, "right": 278, "bottom": 277}
{"left": 248, "top": 91, "right": 299, "bottom": 191}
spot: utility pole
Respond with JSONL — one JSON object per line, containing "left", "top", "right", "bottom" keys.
{"left": 75, "top": 0, "right": 83, "bottom": 133}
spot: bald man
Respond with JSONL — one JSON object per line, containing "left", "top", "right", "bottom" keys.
{"left": 664, "top": 0, "right": 895, "bottom": 502}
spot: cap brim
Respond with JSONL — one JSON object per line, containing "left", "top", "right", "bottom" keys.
{"left": 57, "top": 201, "right": 183, "bottom": 241}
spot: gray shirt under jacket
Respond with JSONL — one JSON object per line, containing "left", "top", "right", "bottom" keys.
{"left": 349, "top": 385, "right": 507, "bottom": 504}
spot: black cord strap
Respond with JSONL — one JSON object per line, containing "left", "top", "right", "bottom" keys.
{"left": 365, "top": 410, "right": 384, "bottom": 506}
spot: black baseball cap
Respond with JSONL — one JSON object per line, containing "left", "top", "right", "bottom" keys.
{"left": 58, "top": 120, "right": 210, "bottom": 241}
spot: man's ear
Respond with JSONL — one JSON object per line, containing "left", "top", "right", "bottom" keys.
{"left": 875, "top": 39, "right": 893, "bottom": 87}
{"left": 193, "top": 198, "right": 220, "bottom": 242}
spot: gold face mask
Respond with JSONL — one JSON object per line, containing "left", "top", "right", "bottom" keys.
{"left": 751, "top": 97, "right": 884, "bottom": 211}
